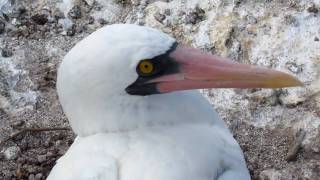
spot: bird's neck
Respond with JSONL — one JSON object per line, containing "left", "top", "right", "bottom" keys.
{"left": 66, "top": 91, "right": 224, "bottom": 137}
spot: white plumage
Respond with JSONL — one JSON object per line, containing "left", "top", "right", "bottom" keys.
{"left": 48, "top": 24, "right": 300, "bottom": 180}
{"left": 48, "top": 91, "right": 250, "bottom": 180}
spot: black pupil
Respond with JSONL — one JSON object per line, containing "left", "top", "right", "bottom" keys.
{"left": 144, "top": 65, "right": 149, "bottom": 68}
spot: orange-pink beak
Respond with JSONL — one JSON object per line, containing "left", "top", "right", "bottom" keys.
{"left": 151, "top": 45, "right": 303, "bottom": 93}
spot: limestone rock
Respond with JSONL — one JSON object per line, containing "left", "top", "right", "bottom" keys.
{"left": 3, "top": 146, "right": 21, "bottom": 160}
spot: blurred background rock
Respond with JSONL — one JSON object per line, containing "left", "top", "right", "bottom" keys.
{"left": 0, "top": 0, "right": 319, "bottom": 179}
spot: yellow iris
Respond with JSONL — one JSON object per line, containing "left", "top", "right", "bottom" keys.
{"left": 139, "top": 60, "right": 154, "bottom": 74}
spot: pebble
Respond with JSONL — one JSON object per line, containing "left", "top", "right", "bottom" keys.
{"left": 25, "top": 156, "right": 38, "bottom": 164}
{"left": 164, "top": 9, "right": 171, "bottom": 16}
{"left": 16, "top": 157, "right": 26, "bottom": 164}
{"left": 44, "top": 138, "right": 51, "bottom": 147}
{"left": 16, "top": 167, "right": 24, "bottom": 179}
{"left": 31, "top": 13, "right": 48, "bottom": 25}
{"left": 259, "top": 169, "right": 282, "bottom": 180}
{"left": 98, "top": 18, "right": 108, "bottom": 25}
{"left": 58, "top": 18, "right": 76, "bottom": 36}
{"left": 66, "top": 24, "right": 76, "bottom": 36}
{"left": 140, "top": 0, "right": 147, "bottom": 7}
{"left": 286, "top": 130, "right": 306, "bottom": 161}
{"left": 307, "top": 4, "right": 319, "bottom": 13}
{"left": 68, "top": 5, "right": 82, "bottom": 19}
{"left": 154, "top": 12, "right": 166, "bottom": 22}
{"left": 0, "top": 152, "right": 4, "bottom": 160}
{"left": 11, "top": 120, "right": 25, "bottom": 128}
{"left": 284, "top": 15, "right": 298, "bottom": 26}
{"left": 0, "top": 20, "right": 5, "bottom": 34}
{"left": 37, "top": 154, "right": 47, "bottom": 163}
{"left": 52, "top": 8, "right": 65, "bottom": 20}
{"left": 114, "top": 0, "right": 131, "bottom": 5}
{"left": 4, "top": 146, "right": 21, "bottom": 160}
{"left": 93, "top": 4, "right": 102, "bottom": 11}
{"left": 19, "top": 139, "right": 29, "bottom": 151}
{"left": 246, "top": 15, "right": 257, "bottom": 24}
{"left": 285, "top": 62, "right": 303, "bottom": 74}
{"left": 84, "top": 0, "right": 95, "bottom": 6}
{"left": 25, "top": 164, "right": 38, "bottom": 173}
{"left": 88, "top": 16, "right": 95, "bottom": 24}
{"left": 28, "top": 174, "right": 35, "bottom": 180}
{"left": 55, "top": 140, "right": 63, "bottom": 147}
{"left": 185, "top": 7, "right": 205, "bottom": 24}
{"left": 1, "top": 48, "right": 13, "bottom": 58}
{"left": 10, "top": 4, "right": 26, "bottom": 18}
{"left": 35, "top": 173, "right": 43, "bottom": 180}
{"left": 131, "top": 0, "right": 140, "bottom": 6}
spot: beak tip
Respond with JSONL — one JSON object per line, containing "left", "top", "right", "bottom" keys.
{"left": 297, "top": 82, "right": 305, "bottom": 88}
{"left": 279, "top": 75, "right": 304, "bottom": 88}
{"left": 297, "top": 81, "right": 305, "bottom": 87}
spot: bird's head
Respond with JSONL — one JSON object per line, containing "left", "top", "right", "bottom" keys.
{"left": 57, "top": 24, "right": 302, "bottom": 136}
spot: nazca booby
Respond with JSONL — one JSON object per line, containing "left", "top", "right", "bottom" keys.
{"left": 48, "top": 24, "right": 302, "bottom": 180}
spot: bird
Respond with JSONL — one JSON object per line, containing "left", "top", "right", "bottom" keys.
{"left": 47, "top": 24, "right": 302, "bottom": 180}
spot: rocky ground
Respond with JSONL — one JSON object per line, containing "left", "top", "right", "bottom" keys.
{"left": 0, "top": 0, "right": 319, "bottom": 179}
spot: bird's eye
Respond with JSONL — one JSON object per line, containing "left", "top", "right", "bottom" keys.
{"left": 138, "top": 60, "right": 155, "bottom": 75}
